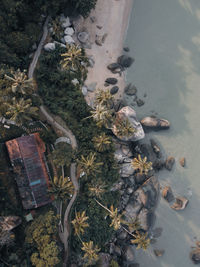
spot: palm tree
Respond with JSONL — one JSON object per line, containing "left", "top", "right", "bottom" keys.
{"left": 95, "top": 89, "right": 113, "bottom": 107}
{"left": 92, "top": 133, "right": 111, "bottom": 152}
{"left": 113, "top": 115, "right": 135, "bottom": 138}
{"left": 48, "top": 175, "right": 74, "bottom": 201}
{"left": 88, "top": 181, "right": 106, "bottom": 198}
{"left": 5, "top": 69, "right": 34, "bottom": 95}
{"left": 5, "top": 97, "right": 39, "bottom": 125}
{"left": 122, "top": 218, "right": 141, "bottom": 233}
{"left": 71, "top": 211, "right": 89, "bottom": 236}
{"left": 131, "top": 154, "right": 152, "bottom": 175}
{"left": 131, "top": 231, "right": 150, "bottom": 250}
{"left": 77, "top": 152, "right": 103, "bottom": 176}
{"left": 81, "top": 241, "right": 100, "bottom": 266}
{"left": 89, "top": 104, "right": 113, "bottom": 128}
{"left": 61, "top": 44, "right": 88, "bottom": 71}
{"left": 95, "top": 200, "right": 122, "bottom": 231}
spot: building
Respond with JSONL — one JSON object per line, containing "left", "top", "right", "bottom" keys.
{"left": 6, "top": 133, "right": 52, "bottom": 209}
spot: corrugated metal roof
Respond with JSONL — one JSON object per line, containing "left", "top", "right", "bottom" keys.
{"left": 6, "top": 133, "right": 52, "bottom": 209}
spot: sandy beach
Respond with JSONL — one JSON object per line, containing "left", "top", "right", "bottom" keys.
{"left": 82, "top": 0, "right": 133, "bottom": 104}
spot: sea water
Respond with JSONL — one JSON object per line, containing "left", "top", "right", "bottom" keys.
{"left": 125, "top": 0, "right": 200, "bottom": 266}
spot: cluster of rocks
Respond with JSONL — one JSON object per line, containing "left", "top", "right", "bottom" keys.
{"left": 124, "top": 83, "right": 145, "bottom": 107}
{"left": 162, "top": 186, "right": 189, "bottom": 210}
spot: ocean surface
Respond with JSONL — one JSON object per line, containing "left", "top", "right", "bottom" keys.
{"left": 124, "top": 0, "right": 200, "bottom": 266}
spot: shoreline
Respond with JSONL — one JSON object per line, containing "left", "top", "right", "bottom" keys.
{"left": 82, "top": 0, "right": 133, "bottom": 104}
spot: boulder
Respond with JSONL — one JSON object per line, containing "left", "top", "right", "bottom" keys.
{"left": 87, "top": 82, "right": 97, "bottom": 92}
{"left": 171, "top": 196, "right": 189, "bottom": 210}
{"left": 105, "top": 77, "right": 118, "bottom": 85}
{"left": 77, "top": 31, "right": 89, "bottom": 43}
{"left": 118, "top": 55, "right": 134, "bottom": 68}
{"left": 123, "top": 246, "right": 135, "bottom": 262}
{"left": 88, "top": 56, "right": 95, "bottom": 68}
{"left": 107, "top": 63, "right": 122, "bottom": 73}
{"left": 125, "top": 199, "right": 143, "bottom": 222}
{"left": 60, "top": 16, "right": 71, "bottom": 28}
{"left": 162, "top": 186, "right": 174, "bottom": 202}
{"left": 64, "top": 35, "right": 75, "bottom": 44}
{"left": 154, "top": 249, "right": 165, "bottom": 257}
{"left": 112, "top": 106, "right": 145, "bottom": 142}
{"left": 150, "top": 139, "right": 161, "bottom": 157}
{"left": 179, "top": 157, "right": 186, "bottom": 167}
{"left": 134, "top": 173, "right": 146, "bottom": 185}
{"left": 124, "top": 83, "right": 137, "bottom": 95}
{"left": 64, "top": 27, "right": 74, "bottom": 36}
{"left": 190, "top": 249, "right": 200, "bottom": 264}
{"left": 165, "top": 156, "right": 175, "bottom": 171}
{"left": 114, "top": 144, "right": 133, "bottom": 164}
{"left": 123, "top": 47, "right": 130, "bottom": 52}
{"left": 137, "top": 208, "right": 154, "bottom": 231}
{"left": 110, "top": 86, "right": 119, "bottom": 95}
{"left": 120, "top": 162, "right": 135, "bottom": 178}
{"left": 44, "top": 42, "right": 55, "bottom": 51}
{"left": 82, "top": 86, "right": 88, "bottom": 96}
{"left": 141, "top": 116, "right": 170, "bottom": 130}
{"left": 136, "top": 99, "right": 145, "bottom": 107}
{"left": 98, "top": 253, "right": 111, "bottom": 267}
{"left": 153, "top": 160, "right": 165, "bottom": 171}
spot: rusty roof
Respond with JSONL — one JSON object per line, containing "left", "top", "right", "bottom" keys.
{"left": 6, "top": 133, "right": 52, "bottom": 209}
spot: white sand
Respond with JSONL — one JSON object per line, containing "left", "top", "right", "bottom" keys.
{"left": 82, "top": 0, "right": 133, "bottom": 104}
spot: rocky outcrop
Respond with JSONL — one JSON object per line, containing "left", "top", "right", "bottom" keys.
{"left": 141, "top": 116, "right": 170, "bottom": 130}
{"left": 112, "top": 106, "right": 145, "bottom": 142}
{"left": 117, "top": 55, "right": 134, "bottom": 68}
{"left": 165, "top": 156, "right": 175, "bottom": 171}
{"left": 171, "top": 196, "right": 189, "bottom": 210}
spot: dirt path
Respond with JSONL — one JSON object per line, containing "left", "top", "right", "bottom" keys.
{"left": 28, "top": 16, "right": 79, "bottom": 266}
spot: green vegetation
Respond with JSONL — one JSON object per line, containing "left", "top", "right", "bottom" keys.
{"left": 113, "top": 115, "right": 136, "bottom": 138}
{"left": 131, "top": 154, "right": 153, "bottom": 175}
{"left": 25, "top": 210, "right": 61, "bottom": 267}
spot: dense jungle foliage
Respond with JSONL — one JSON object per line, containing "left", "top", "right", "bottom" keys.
{"left": 0, "top": 0, "right": 97, "bottom": 69}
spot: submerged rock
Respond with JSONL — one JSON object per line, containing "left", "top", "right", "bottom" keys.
{"left": 165, "top": 156, "right": 175, "bottom": 171}
{"left": 179, "top": 157, "right": 186, "bottom": 167}
{"left": 77, "top": 31, "right": 89, "bottom": 43}
{"left": 118, "top": 55, "right": 134, "bottom": 68}
{"left": 123, "top": 246, "right": 135, "bottom": 262}
{"left": 112, "top": 106, "right": 145, "bottom": 142}
{"left": 171, "top": 196, "right": 189, "bottom": 210}
{"left": 150, "top": 139, "right": 161, "bottom": 157}
{"left": 141, "top": 116, "right": 170, "bottom": 130}
{"left": 190, "top": 249, "right": 200, "bottom": 265}
{"left": 107, "top": 63, "right": 121, "bottom": 72}
{"left": 154, "top": 249, "right": 165, "bottom": 257}
{"left": 124, "top": 83, "right": 137, "bottom": 95}
{"left": 162, "top": 186, "right": 174, "bottom": 202}
{"left": 136, "top": 98, "right": 145, "bottom": 107}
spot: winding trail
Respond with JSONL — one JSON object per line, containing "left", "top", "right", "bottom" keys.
{"left": 28, "top": 16, "right": 79, "bottom": 266}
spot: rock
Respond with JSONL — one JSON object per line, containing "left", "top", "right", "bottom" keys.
{"left": 64, "top": 27, "right": 74, "bottom": 36}
{"left": 107, "top": 63, "right": 122, "bottom": 72}
{"left": 114, "top": 245, "right": 121, "bottom": 256}
{"left": 134, "top": 173, "right": 146, "bottom": 185}
{"left": 98, "top": 253, "right": 111, "bottom": 267}
{"left": 44, "top": 42, "right": 55, "bottom": 51}
{"left": 114, "top": 144, "right": 133, "bottom": 163}
{"left": 82, "top": 86, "right": 88, "bottom": 96}
{"left": 150, "top": 139, "right": 161, "bottom": 157}
{"left": 118, "top": 55, "right": 135, "bottom": 68}
{"left": 124, "top": 83, "right": 137, "bottom": 95}
{"left": 141, "top": 116, "right": 170, "bottom": 130}
{"left": 110, "top": 181, "right": 123, "bottom": 191}
{"left": 165, "top": 156, "right": 175, "bottom": 171}
{"left": 87, "top": 82, "right": 97, "bottom": 92}
{"left": 162, "top": 186, "right": 174, "bottom": 202}
{"left": 117, "top": 230, "right": 128, "bottom": 240}
{"left": 171, "top": 196, "right": 189, "bottom": 210}
{"left": 123, "top": 47, "right": 130, "bottom": 52}
{"left": 153, "top": 160, "right": 165, "bottom": 171}
{"left": 136, "top": 99, "right": 145, "bottom": 107}
{"left": 114, "top": 99, "right": 125, "bottom": 112}
{"left": 154, "top": 249, "right": 165, "bottom": 257}
{"left": 125, "top": 199, "right": 143, "bottom": 222}
{"left": 110, "top": 86, "right": 119, "bottom": 95}
{"left": 71, "top": 78, "right": 79, "bottom": 86}
{"left": 120, "top": 162, "right": 135, "bottom": 178}
{"left": 137, "top": 208, "right": 154, "bottom": 231}
{"left": 179, "top": 157, "right": 186, "bottom": 167}
{"left": 95, "top": 35, "right": 103, "bottom": 46}
{"left": 129, "top": 264, "right": 140, "bottom": 267}
{"left": 53, "top": 41, "right": 66, "bottom": 48}
{"left": 64, "top": 35, "right": 75, "bottom": 44}
{"left": 77, "top": 31, "right": 89, "bottom": 43}
{"left": 112, "top": 106, "right": 145, "bottom": 142}
{"left": 190, "top": 249, "right": 200, "bottom": 265}
{"left": 123, "top": 246, "right": 135, "bottom": 262}
{"left": 105, "top": 77, "right": 118, "bottom": 85}
{"left": 152, "top": 227, "right": 163, "bottom": 238}
{"left": 88, "top": 56, "right": 95, "bottom": 67}
{"left": 90, "top": 16, "right": 96, "bottom": 23}
{"left": 60, "top": 16, "right": 71, "bottom": 28}
{"left": 127, "top": 187, "right": 134, "bottom": 195}
{"left": 72, "top": 15, "right": 84, "bottom": 32}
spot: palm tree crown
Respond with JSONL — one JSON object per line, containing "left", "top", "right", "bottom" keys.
{"left": 131, "top": 231, "right": 150, "bottom": 250}
{"left": 113, "top": 115, "right": 135, "bottom": 138}
{"left": 95, "top": 89, "right": 113, "bottom": 107}
{"left": 48, "top": 175, "right": 74, "bottom": 200}
{"left": 90, "top": 104, "right": 112, "bottom": 128}
{"left": 92, "top": 133, "right": 111, "bottom": 152}
{"left": 77, "top": 152, "right": 103, "bottom": 176}
{"left": 71, "top": 211, "right": 89, "bottom": 236}
{"left": 81, "top": 241, "right": 100, "bottom": 266}
{"left": 131, "top": 154, "right": 152, "bottom": 175}
{"left": 5, "top": 69, "right": 34, "bottom": 95}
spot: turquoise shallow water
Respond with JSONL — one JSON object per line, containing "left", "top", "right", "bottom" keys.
{"left": 125, "top": 0, "right": 200, "bottom": 266}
